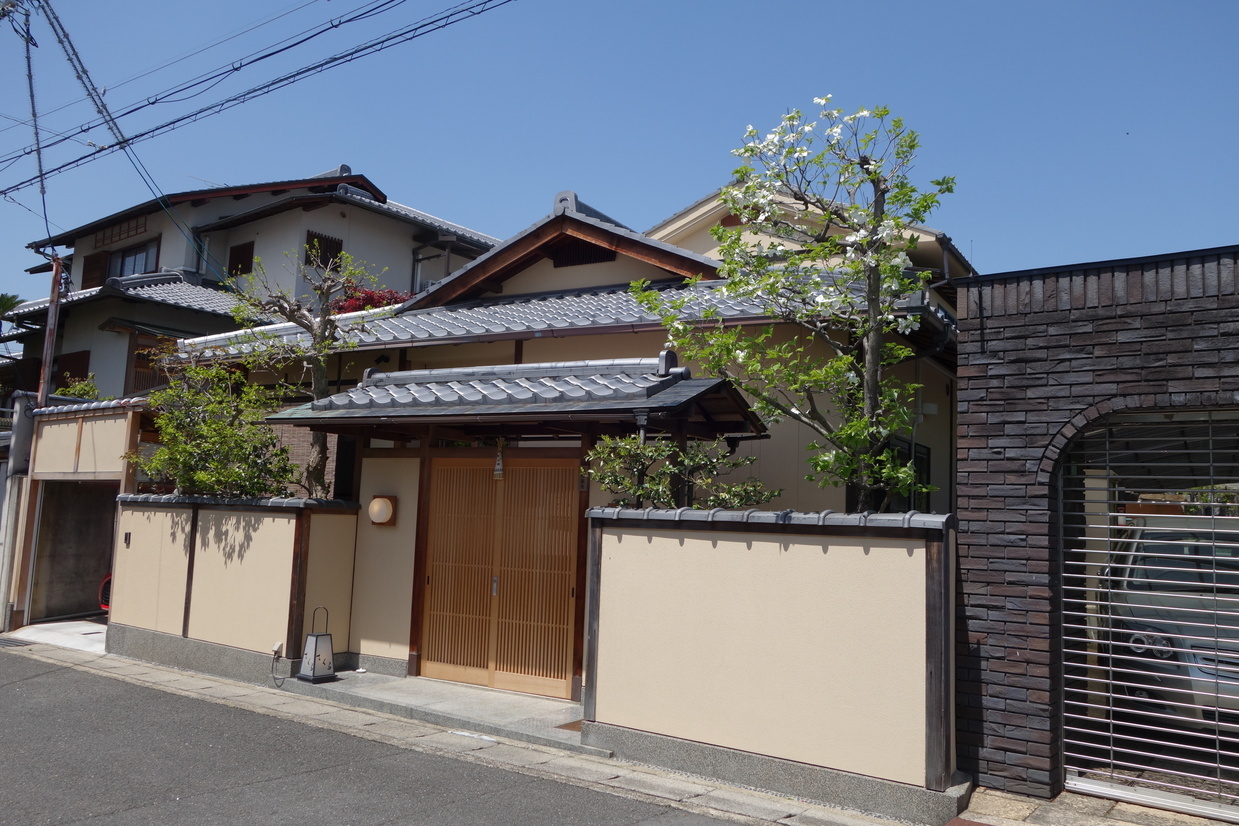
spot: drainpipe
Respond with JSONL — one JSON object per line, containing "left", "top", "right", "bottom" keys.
{"left": 439, "top": 233, "right": 456, "bottom": 281}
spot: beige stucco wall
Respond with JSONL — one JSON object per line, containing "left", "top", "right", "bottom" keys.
{"left": 32, "top": 413, "right": 131, "bottom": 477}
{"left": 304, "top": 513, "right": 357, "bottom": 650}
{"left": 186, "top": 510, "right": 296, "bottom": 653}
{"left": 490, "top": 256, "right": 670, "bottom": 298}
{"left": 77, "top": 415, "right": 131, "bottom": 474}
{"left": 593, "top": 527, "right": 928, "bottom": 786}
{"left": 350, "top": 457, "right": 420, "bottom": 660}
{"left": 31, "top": 419, "right": 81, "bottom": 475}
{"left": 110, "top": 506, "right": 191, "bottom": 635}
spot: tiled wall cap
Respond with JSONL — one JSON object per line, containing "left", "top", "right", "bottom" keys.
{"left": 117, "top": 493, "right": 358, "bottom": 510}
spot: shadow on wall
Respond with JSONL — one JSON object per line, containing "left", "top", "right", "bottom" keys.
{"left": 201, "top": 512, "right": 267, "bottom": 565}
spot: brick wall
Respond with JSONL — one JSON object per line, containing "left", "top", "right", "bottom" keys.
{"left": 957, "top": 247, "right": 1239, "bottom": 796}
{"left": 271, "top": 423, "right": 339, "bottom": 497}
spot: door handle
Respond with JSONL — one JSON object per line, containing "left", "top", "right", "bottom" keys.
{"left": 492, "top": 576, "right": 498, "bottom": 596}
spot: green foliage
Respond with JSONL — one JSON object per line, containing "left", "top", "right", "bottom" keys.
{"left": 223, "top": 243, "right": 388, "bottom": 497}
{"left": 636, "top": 97, "right": 952, "bottom": 511}
{"left": 0, "top": 293, "right": 22, "bottom": 318}
{"left": 134, "top": 356, "right": 298, "bottom": 498}
{"left": 583, "top": 435, "right": 780, "bottom": 509}
{"left": 58, "top": 372, "right": 105, "bottom": 400}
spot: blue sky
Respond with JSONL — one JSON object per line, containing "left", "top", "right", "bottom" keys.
{"left": 1, "top": 0, "right": 1235, "bottom": 301}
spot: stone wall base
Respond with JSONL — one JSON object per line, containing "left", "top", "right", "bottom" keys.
{"left": 582, "top": 721, "right": 972, "bottom": 826}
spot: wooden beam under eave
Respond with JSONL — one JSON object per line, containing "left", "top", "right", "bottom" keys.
{"left": 410, "top": 217, "right": 571, "bottom": 308}
{"left": 560, "top": 223, "right": 720, "bottom": 280}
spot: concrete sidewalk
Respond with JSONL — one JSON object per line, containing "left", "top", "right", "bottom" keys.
{"left": 2, "top": 622, "right": 1231, "bottom": 826}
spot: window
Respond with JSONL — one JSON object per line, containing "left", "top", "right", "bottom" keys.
{"left": 77, "top": 237, "right": 160, "bottom": 290}
{"left": 228, "top": 241, "right": 255, "bottom": 276}
{"left": 106, "top": 238, "right": 159, "bottom": 279}
{"left": 94, "top": 216, "right": 147, "bottom": 248}
{"left": 305, "top": 231, "right": 343, "bottom": 269}
{"left": 845, "top": 437, "right": 931, "bottom": 512}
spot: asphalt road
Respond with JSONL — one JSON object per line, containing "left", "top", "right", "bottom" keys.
{"left": 0, "top": 650, "right": 728, "bottom": 825}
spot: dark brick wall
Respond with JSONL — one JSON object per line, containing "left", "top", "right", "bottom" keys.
{"left": 957, "top": 248, "right": 1239, "bottom": 796}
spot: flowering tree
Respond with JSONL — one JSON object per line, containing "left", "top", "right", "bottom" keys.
{"left": 638, "top": 97, "right": 954, "bottom": 512}
{"left": 229, "top": 244, "right": 397, "bottom": 498}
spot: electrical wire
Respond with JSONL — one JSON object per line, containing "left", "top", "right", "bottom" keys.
{"left": 0, "top": 0, "right": 436, "bottom": 164}
{"left": 0, "top": 1, "right": 324, "bottom": 138}
{"left": 22, "top": 6, "right": 52, "bottom": 244}
{"left": 21, "top": 0, "right": 222, "bottom": 288}
{"left": 0, "top": 0, "right": 518, "bottom": 198}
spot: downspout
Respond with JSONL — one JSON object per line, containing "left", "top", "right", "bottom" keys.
{"left": 439, "top": 233, "right": 456, "bottom": 281}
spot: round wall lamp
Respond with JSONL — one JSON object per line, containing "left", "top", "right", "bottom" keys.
{"left": 368, "top": 495, "right": 397, "bottom": 526}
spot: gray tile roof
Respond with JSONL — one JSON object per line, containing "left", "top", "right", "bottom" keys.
{"left": 350, "top": 192, "right": 500, "bottom": 248}
{"left": 270, "top": 356, "right": 730, "bottom": 423}
{"left": 182, "top": 281, "right": 764, "bottom": 359}
{"left": 9, "top": 273, "right": 241, "bottom": 320}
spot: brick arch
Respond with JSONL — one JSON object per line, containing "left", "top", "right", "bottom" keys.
{"left": 1035, "top": 390, "right": 1239, "bottom": 489}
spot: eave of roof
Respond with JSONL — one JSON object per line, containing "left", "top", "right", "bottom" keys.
{"left": 28, "top": 172, "right": 386, "bottom": 250}
{"left": 8, "top": 273, "right": 240, "bottom": 321}
{"left": 193, "top": 188, "right": 498, "bottom": 250}
{"left": 268, "top": 356, "right": 764, "bottom": 437}
{"left": 966, "top": 242, "right": 1239, "bottom": 283}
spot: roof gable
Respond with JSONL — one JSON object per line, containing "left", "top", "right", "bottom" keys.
{"left": 404, "top": 192, "right": 721, "bottom": 310}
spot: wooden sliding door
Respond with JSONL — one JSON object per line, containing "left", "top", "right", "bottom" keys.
{"left": 421, "top": 457, "right": 578, "bottom": 698}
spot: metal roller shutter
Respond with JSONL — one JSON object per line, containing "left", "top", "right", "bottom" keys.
{"left": 1061, "top": 410, "right": 1239, "bottom": 820}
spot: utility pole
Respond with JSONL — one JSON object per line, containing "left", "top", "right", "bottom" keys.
{"left": 35, "top": 255, "right": 64, "bottom": 407}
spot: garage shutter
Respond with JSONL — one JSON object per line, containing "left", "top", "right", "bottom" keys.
{"left": 1061, "top": 410, "right": 1239, "bottom": 821}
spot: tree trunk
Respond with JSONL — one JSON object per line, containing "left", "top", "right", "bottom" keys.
{"left": 305, "top": 360, "right": 330, "bottom": 498}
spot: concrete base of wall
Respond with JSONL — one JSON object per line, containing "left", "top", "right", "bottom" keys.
{"left": 581, "top": 722, "right": 972, "bottom": 826}
{"left": 333, "top": 651, "right": 408, "bottom": 678}
{"left": 108, "top": 623, "right": 294, "bottom": 685}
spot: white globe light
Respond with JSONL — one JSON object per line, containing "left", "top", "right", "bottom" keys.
{"left": 368, "top": 496, "right": 394, "bottom": 524}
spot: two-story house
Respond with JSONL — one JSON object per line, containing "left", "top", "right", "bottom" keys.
{"left": 3, "top": 164, "right": 497, "bottom": 400}
{"left": 0, "top": 166, "right": 497, "bottom": 630}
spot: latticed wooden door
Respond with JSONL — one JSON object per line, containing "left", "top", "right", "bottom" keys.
{"left": 421, "top": 457, "right": 578, "bottom": 698}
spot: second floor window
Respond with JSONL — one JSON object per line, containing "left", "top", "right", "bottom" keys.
{"left": 107, "top": 239, "right": 159, "bottom": 279}
{"left": 79, "top": 237, "right": 160, "bottom": 289}
{"left": 228, "top": 241, "right": 255, "bottom": 276}
{"left": 305, "top": 231, "right": 344, "bottom": 270}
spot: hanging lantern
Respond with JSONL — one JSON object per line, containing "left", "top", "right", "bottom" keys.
{"left": 297, "top": 606, "right": 335, "bottom": 683}
{"left": 493, "top": 436, "right": 506, "bottom": 480}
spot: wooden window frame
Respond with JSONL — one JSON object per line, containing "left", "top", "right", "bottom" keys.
{"left": 305, "top": 231, "right": 344, "bottom": 270}
{"left": 227, "top": 241, "right": 255, "bottom": 277}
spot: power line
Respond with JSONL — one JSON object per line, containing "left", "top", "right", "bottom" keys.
{"left": 0, "top": 0, "right": 324, "bottom": 139}
{"left": 31, "top": 0, "right": 208, "bottom": 279}
{"left": 1, "top": 0, "right": 519, "bottom": 197}
{"left": 21, "top": 6, "right": 51, "bottom": 242}
{"left": 0, "top": 0, "right": 462, "bottom": 169}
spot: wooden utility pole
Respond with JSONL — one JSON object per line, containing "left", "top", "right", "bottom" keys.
{"left": 35, "top": 255, "right": 64, "bottom": 408}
